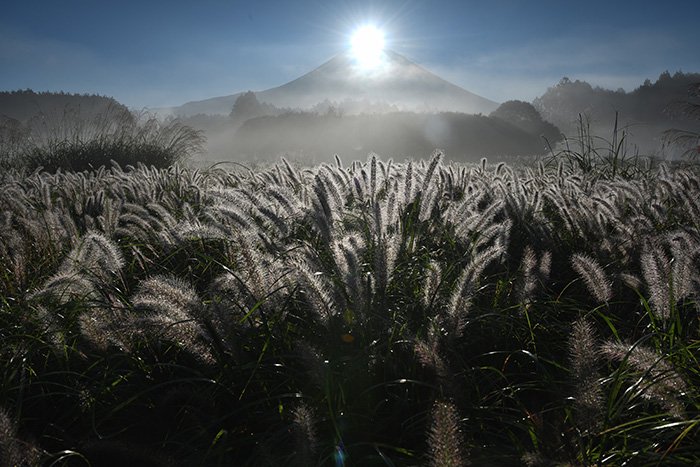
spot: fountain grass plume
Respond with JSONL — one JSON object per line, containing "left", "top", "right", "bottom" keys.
{"left": 61, "top": 231, "right": 125, "bottom": 281}
{"left": 0, "top": 407, "right": 41, "bottom": 467}
{"left": 403, "top": 160, "right": 414, "bottom": 207}
{"left": 570, "top": 253, "right": 612, "bottom": 304}
{"left": 131, "top": 275, "right": 213, "bottom": 362}
{"left": 427, "top": 400, "right": 467, "bottom": 467}
{"left": 601, "top": 341, "right": 688, "bottom": 419}
{"left": 291, "top": 403, "right": 318, "bottom": 466}
{"left": 519, "top": 245, "right": 538, "bottom": 303}
{"left": 569, "top": 318, "right": 603, "bottom": 433}
{"left": 640, "top": 241, "right": 673, "bottom": 320}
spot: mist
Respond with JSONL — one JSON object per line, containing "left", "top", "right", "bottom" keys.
{"left": 3, "top": 56, "right": 698, "bottom": 170}
{"left": 154, "top": 50, "right": 559, "bottom": 166}
{"left": 140, "top": 50, "right": 697, "bottom": 167}
{"left": 190, "top": 108, "right": 557, "bottom": 166}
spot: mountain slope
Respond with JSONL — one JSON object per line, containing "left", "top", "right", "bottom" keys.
{"left": 167, "top": 50, "right": 498, "bottom": 117}
{"left": 164, "top": 92, "right": 244, "bottom": 117}
{"left": 256, "top": 50, "right": 498, "bottom": 113}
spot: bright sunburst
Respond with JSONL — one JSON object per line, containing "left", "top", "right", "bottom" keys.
{"left": 350, "top": 25, "right": 385, "bottom": 70}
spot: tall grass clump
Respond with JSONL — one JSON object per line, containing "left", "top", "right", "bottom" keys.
{"left": 0, "top": 104, "right": 204, "bottom": 171}
{"left": 545, "top": 112, "right": 654, "bottom": 178}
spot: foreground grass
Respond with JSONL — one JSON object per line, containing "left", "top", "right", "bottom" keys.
{"left": 1, "top": 154, "right": 699, "bottom": 466}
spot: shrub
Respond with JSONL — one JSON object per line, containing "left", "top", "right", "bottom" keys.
{"left": 0, "top": 105, "right": 204, "bottom": 172}
{"left": 544, "top": 112, "right": 655, "bottom": 178}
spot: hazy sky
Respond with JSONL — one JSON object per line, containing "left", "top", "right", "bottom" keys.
{"left": 1, "top": 0, "right": 698, "bottom": 108}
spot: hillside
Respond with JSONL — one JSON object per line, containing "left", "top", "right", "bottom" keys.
{"left": 533, "top": 71, "right": 700, "bottom": 154}
{"left": 0, "top": 89, "right": 130, "bottom": 123}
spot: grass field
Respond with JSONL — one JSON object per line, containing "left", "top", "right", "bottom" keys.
{"left": 1, "top": 152, "right": 699, "bottom": 465}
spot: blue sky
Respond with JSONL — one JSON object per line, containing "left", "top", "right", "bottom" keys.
{"left": 1, "top": 0, "right": 698, "bottom": 108}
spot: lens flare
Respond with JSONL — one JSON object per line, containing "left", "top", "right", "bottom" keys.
{"left": 351, "top": 25, "right": 385, "bottom": 69}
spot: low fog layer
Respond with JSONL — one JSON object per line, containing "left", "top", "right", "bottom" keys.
{"left": 201, "top": 101, "right": 559, "bottom": 164}
{"left": 162, "top": 57, "right": 700, "bottom": 164}
{"left": 1, "top": 70, "right": 698, "bottom": 167}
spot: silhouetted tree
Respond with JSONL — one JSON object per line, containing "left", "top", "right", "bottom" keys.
{"left": 490, "top": 100, "right": 561, "bottom": 143}
{"left": 532, "top": 71, "right": 700, "bottom": 146}
{"left": 229, "top": 91, "right": 286, "bottom": 125}
{"left": 230, "top": 91, "right": 264, "bottom": 122}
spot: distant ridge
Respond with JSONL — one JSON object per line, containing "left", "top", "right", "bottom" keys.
{"left": 164, "top": 50, "right": 499, "bottom": 117}
{"left": 162, "top": 93, "right": 244, "bottom": 117}
{"left": 0, "top": 90, "right": 129, "bottom": 122}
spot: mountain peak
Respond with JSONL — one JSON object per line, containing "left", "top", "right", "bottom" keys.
{"left": 168, "top": 50, "right": 498, "bottom": 117}
{"left": 257, "top": 49, "right": 498, "bottom": 114}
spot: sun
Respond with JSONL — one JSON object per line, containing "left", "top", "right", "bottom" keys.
{"left": 350, "top": 25, "right": 385, "bottom": 69}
